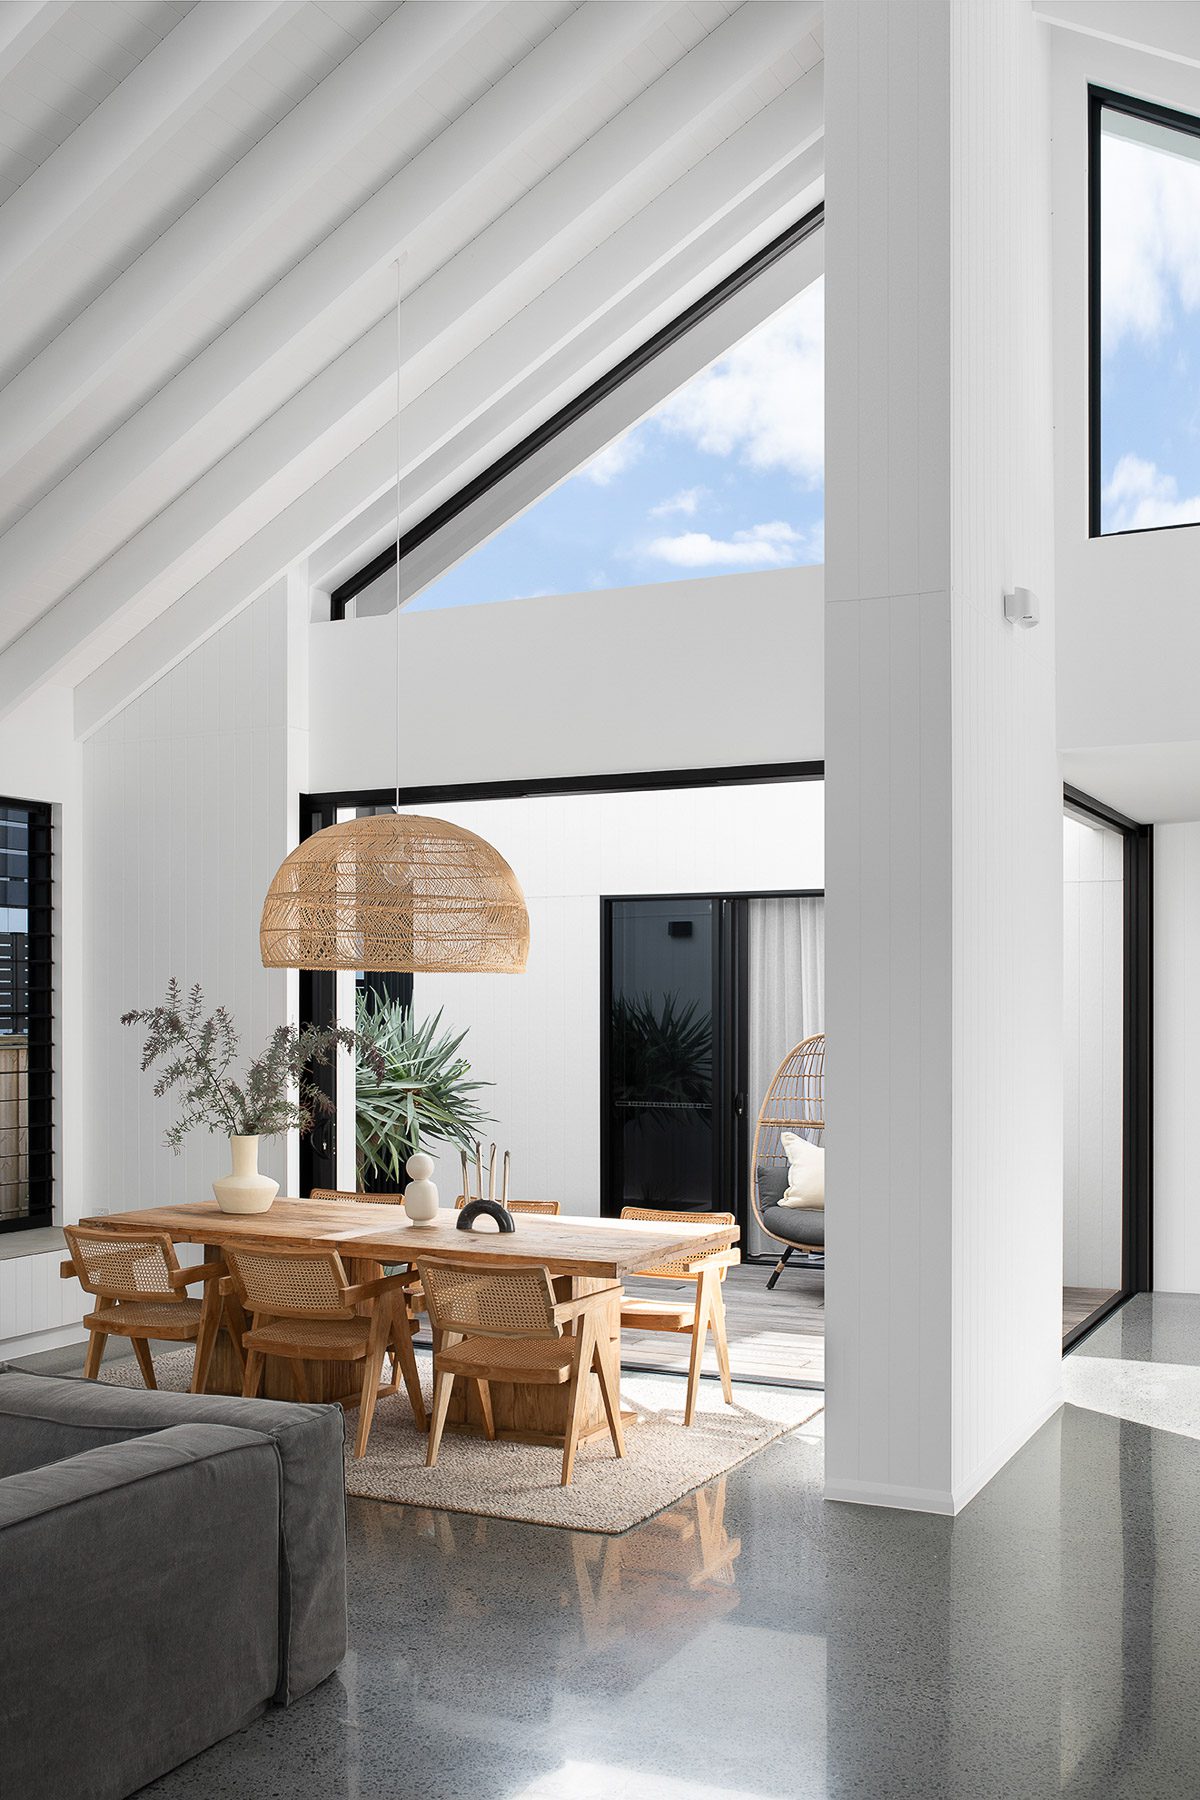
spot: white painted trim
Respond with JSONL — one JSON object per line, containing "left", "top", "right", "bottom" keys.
{"left": 824, "top": 1389, "right": 1063, "bottom": 1515}
{"left": 1, "top": 1321, "right": 87, "bottom": 1361}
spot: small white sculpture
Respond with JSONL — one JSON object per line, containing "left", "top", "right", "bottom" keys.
{"left": 403, "top": 1150, "right": 439, "bottom": 1223}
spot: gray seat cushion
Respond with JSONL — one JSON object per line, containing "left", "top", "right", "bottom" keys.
{"left": 0, "top": 1367, "right": 346, "bottom": 1702}
{"left": 756, "top": 1161, "right": 788, "bottom": 1207}
{"left": 761, "top": 1203, "right": 825, "bottom": 1248}
{"left": 0, "top": 1422, "right": 281, "bottom": 1800}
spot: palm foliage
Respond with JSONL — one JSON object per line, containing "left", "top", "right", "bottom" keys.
{"left": 611, "top": 991, "right": 713, "bottom": 1118}
{"left": 353, "top": 992, "right": 493, "bottom": 1185}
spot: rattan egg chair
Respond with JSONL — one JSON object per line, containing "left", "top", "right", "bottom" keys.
{"left": 750, "top": 1033, "right": 824, "bottom": 1291}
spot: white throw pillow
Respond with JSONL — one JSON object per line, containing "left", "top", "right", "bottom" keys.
{"left": 778, "top": 1131, "right": 824, "bottom": 1209}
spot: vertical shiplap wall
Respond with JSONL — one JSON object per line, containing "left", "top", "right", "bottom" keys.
{"left": 1153, "top": 823, "right": 1200, "bottom": 1292}
{"left": 1062, "top": 816, "right": 1123, "bottom": 1290}
{"left": 824, "top": 0, "right": 1062, "bottom": 1512}
{"left": 82, "top": 585, "right": 297, "bottom": 1214}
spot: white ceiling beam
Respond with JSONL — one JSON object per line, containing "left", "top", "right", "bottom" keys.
{"left": 0, "top": 323, "right": 396, "bottom": 718}
{"left": 1034, "top": 1, "right": 1200, "bottom": 69}
{"left": 0, "top": 0, "right": 292, "bottom": 298}
{"left": 0, "top": 0, "right": 493, "bottom": 482}
{"left": 72, "top": 101, "right": 825, "bottom": 728}
{"left": 74, "top": 427, "right": 396, "bottom": 738}
{"left": 0, "top": 1, "right": 70, "bottom": 84}
{"left": 0, "top": 0, "right": 814, "bottom": 621}
{"left": 397, "top": 2, "right": 821, "bottom": 399}
{"left": 400, "top": 73, "right": 823, "bottom": 493}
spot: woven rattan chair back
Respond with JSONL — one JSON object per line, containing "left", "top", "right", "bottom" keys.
{"left": 418, "top": 1259, "right": 560, "bottom": 1339}
{"left": 619, "top": 1206, "right": 737, "bottom": 1279}
{"left": 310, "top": 1187, "right": 403, "bottom": 1204}
{"left": 224, "top": 1244, "right": 352, "bottom": 1319}
{"left": 751, "top": 1033, "right": 824, "bottom": 1222}
{"left": 453, "top": 1197, "right": 561, "bottom": 1216}
{"left": 64, "top": 1225, "right": 179, "bottom": 1302}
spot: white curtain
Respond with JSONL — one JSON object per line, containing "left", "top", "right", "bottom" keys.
{"left": 746, "top": 897, "right": 824, "bottom": 1255}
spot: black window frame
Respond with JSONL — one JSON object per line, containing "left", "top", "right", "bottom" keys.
{"left": 0, "top": 797, "right": 53, "bottom": 1235}
{"left": 1089, "top": 83, "right": 1200, "bottom": 540}
{"left": 329, "top": 202, "right": 824, "bottom": 620}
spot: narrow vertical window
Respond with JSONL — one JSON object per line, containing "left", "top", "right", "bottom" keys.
{"left": 0, "top": 800, "right": 52, "bottom": 1232}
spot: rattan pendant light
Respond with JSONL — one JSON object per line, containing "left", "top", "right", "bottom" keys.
{"left": 259, "top": 267, "right": 529, "bottom": 975}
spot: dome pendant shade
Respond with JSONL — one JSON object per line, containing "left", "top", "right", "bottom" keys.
{"left": 260, "top": 814, "right": 529, "bottom": 973}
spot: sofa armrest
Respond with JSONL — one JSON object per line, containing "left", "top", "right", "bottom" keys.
{"left": 0, "top": 1424, "right": 282, "bottom": 1800}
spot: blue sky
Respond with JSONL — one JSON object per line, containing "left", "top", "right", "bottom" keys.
{"left": 1100, "top": 112, "right": 1200, "bottom": 532}
{"left": 409, "top": 279, "right": 824, "bottom": 611}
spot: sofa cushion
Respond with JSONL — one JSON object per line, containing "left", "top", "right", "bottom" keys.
{"left": 0, "top": 1423, "right": 280, "bottom": 1800}
{"left": 0, "top": 1367, "right": 346, "bottom": 1702}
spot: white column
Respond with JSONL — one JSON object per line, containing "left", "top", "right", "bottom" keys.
{"left": 823, "top": 0, "right": 1064, "bottom": 1513}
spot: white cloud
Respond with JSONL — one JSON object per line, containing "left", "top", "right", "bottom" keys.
{"left": 652, "top": 280, "right": 824, "bottom": 485}
{"left": 1102, "top": 452, "right": 1200, "bottom": 529}
{"left": 1101, "top": 130, "right": 1200, "bottom": 356}
{"left": 649, "top": 486, "right": 706, "bottom": 518}
{"left": 581, "top": 430, "right": 643, "bottom": 485}
{"left": 646, "top": 520, "right": 811, "bottom": 569}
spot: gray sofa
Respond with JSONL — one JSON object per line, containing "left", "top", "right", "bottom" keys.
{"left": 0, "top": 1366, "right": 348, "bottom": 1800}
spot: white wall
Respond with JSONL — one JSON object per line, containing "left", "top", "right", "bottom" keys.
{"left": 1052, "top": 28, "right": 1200, "bottom": 816}
{"left": 385, "top": 783, "right": 824, "bottom": 1217}
{"left": 1062, "top": 814, "right": 1123, "bottom": 1290}
{"left": 823, "top": 0, "right": 1063, "bottom": 1514}
{"left": 1153, "top": 823, "right": 1200, "bottom": 1292}
{"left": 308, "top": 566, "right": 824, "bottom": 794}
{"left": 80, "top": 584, "right": 302, "bottom": 1223}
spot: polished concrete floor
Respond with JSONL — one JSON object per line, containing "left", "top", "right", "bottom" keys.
{"left": 131, "top": 1293, "right": 1200, "bottom": 1800}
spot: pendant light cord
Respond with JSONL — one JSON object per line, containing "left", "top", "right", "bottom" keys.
{"left": 394, "top": 257, "right": 402, "bottom": 817}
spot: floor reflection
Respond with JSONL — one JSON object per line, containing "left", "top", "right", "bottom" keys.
{"left": 140, "top": 1298, "right": 1200, "bottom": 1800}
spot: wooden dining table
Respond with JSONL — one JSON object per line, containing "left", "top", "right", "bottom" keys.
{"left": 84, "top": 1199, "right": 739, "bottom": 1449}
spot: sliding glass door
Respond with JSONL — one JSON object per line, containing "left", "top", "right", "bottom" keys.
{"left": 601, "top": 892, "right": 825, "bottom": 1243}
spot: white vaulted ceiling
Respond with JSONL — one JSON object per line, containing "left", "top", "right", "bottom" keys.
{"left": 0, "top": 0, "right": 825, "bottom": 729}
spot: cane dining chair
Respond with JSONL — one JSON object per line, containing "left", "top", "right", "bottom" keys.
{"left": 418, "top": 1258, "right": 624, "bottom": 1486}
{"left": 751, "top": 1033, "right": 825, "bottom": 1290}
{"left": 220, "top": 1243, "right": 425, "bottom": 1456}
{"left": 453, "top": 1197, "right": 562, "bottom": 1215}
{"left": 62, "top": 1224, "right": 228, "bottom": 1393}
{"left": 617, "top": 1207, "right": 738, "bottom": 1426}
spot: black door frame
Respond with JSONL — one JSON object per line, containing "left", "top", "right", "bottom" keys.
{"left": 297, "top": 763, "right": 824, "bottom": 1196}
{"left": 1062, "top": 785, "right": 1153, "bottom": 1349}
{"left": 600, "top": 888, "right": 824, "bottom": 1249}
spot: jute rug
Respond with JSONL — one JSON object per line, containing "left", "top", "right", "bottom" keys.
{"left": 101, "top": 1349, "right": 823, "bottom": 1534}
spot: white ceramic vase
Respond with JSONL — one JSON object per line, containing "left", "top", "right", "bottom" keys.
{"left": 212, "top": 1134, "right": 279, "bottom": 1215}
{"left": 403, "top": 1151, "right": 439, "bottom": 1223}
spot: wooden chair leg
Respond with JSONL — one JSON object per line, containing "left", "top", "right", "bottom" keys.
{"left": 684, "top": 1271, "right": 713, "bottom": 1427}
{"left": 353, "top": 1303, "right": 392, "bottom": 1459}
{"left": 426, "top": 1368, "right": 456, "bottom": 1467}
{"left": 191, "top": 1286, "right": 221, "bottom": 1393}
{"left": 710, "top": 1277, "right": 734, "bottom": 1405}
{"left": 82, "top": 1329, "right": 108, "bottom": 1380}
{"left": 474, "top": 1378, "right": 495, "bottom": 1441}
{"left": 131, "top": 1335, "right": 158, "bottom": 1390}
{"left": 223, "top": 1292, "right": 248, "bottom": 1376}
{"left": 561, "top": 1315, "right": 595, "bottom": 1487}
{"left": 389, "top": 1304, "right": 428, "bottom": 1433}
{"left": 242, "top": 1348, "right": 263, "bottom": 1398}
{"left": 593, "top": 1326, "right": 625, "bottom": 1459}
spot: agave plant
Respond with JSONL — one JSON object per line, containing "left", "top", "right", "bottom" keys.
{"left": 353, "top": 991, "right": 493, "bottom": 1185}
{"left": 611, "top": 990, "right": 713, "bottom": 1119}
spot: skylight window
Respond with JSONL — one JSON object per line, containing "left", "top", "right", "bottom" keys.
{"left": 1094, "top": 91, "right": 1200, "bottom": 536}
{"left": 406, "top": 278, "right": 824, "bottom": 610}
